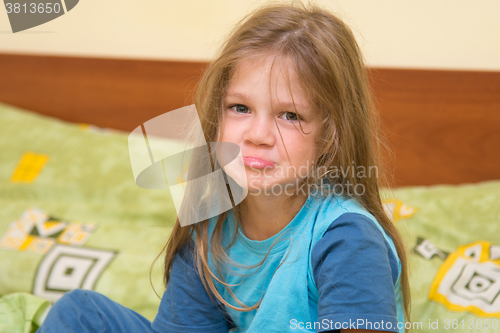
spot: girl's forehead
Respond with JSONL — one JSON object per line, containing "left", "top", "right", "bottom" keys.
{"left": 230, "top": 55, "right": 297, "bottom": 82}
{"left": 226, "top": 55, "right": 311, "bottom": 108}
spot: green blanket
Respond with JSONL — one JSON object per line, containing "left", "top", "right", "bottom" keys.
{"left": 1, "top": 102, "right": 499, "bottom": 332}
{"left": 382, "top": 182, "right": 500, "bottom": 332}
{"left": 0, "top": 103, "right": 177, "bottom": 322}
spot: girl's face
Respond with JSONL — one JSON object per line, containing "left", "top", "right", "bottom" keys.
{"left": 220, "top": 55, "right": 319, "bottom": 195}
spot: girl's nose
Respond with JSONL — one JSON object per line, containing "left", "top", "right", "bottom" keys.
{"left": 243, "top": 114, "right": 275, "bottom": 147}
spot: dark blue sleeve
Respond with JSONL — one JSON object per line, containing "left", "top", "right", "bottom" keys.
{"left": 312, "top": 213, "right": 399, "bottom": 333}
{"left": 152, "top": 241, "right": 231, "bottom": 333}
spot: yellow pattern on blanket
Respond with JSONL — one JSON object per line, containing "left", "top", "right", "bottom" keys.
{"left": 10, "top": 152, "right": 48, "bottom": 183}
{"left": 430, "top": 241, "right": 500, "bottom": 317}
{"left": 0, "top": 207, "right": 96, "bottom": 254}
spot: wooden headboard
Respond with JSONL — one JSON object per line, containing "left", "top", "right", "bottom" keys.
{"left": 0, "top": 53, "right": 499, "bottom": 187}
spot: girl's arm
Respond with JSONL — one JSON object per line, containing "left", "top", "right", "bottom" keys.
{"left": 312, "top": 213, "right": 401, "bottom": 333}
{"left": 152, "top": 241, "right": 232, "bottom": 333}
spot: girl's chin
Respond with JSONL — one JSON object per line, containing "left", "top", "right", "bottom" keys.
{"left": 242, "top": 180, "right": 301, "bottom": 196}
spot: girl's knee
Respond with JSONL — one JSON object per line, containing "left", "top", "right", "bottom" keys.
{"left": 43, "top": 289, "right": 151, "bottom": 332}
{"left": 66, "top": 288, "right": 98, "bottom": 299}
{"left": 40, "top": 290, "right": 105, "bottom": 332}
{"left": 52, "top": 289, "right": 107, "bottom": 315}
{"left": 57, "top": 289, "right": 93, "bottom": 305}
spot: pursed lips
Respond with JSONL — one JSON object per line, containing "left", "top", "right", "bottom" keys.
{"left": 242, "top": 156, "right": 275, "bottom": 169}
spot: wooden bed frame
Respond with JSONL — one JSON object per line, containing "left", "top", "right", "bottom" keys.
{"left": 0, "top": 53, "right": 499, "bottom": 187}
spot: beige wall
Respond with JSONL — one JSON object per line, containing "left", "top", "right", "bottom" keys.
{"left": 1, "top": 0, "right": 499, "bottom": 70}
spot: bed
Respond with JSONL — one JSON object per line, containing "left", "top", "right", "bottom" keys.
{"left": 0, "top": 53, "right": 499, "bottom": 333}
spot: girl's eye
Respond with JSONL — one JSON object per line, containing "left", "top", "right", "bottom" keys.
{"left": 279, "top": 112, "right": 300, "bottom": 121}
{"left": 230, "top": 104, "right": 249, "bottom": 114}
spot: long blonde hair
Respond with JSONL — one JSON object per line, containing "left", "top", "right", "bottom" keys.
{"left": 162, "top": 2, "right": 411, "bottom": 325}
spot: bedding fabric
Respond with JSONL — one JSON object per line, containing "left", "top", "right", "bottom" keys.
{"left": 0, "top": 102, "right": 499, "bottom": 333}
{"left": 380, "top": 182, "right": 500, "bottom": 332}
{"left": 0, "top": 102, "right": 179, "bottom": 322}
{"left": 0, "top": 293, "right": 50, "bottom": 333}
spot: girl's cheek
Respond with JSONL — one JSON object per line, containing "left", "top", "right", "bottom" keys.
{"left": 220, "top": 119, "right": 241, "bottom": 142}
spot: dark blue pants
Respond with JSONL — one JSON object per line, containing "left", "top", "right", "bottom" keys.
{"left": 37, "top": 289, "right": 152, "bottom": 333}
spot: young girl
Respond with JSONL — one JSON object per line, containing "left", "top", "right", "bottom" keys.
{"left": 39, "top": 3, "right": 410, "bottom": 333}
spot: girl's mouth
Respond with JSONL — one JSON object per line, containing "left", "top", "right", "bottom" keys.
{"left": 242, "top": 156, "right": 275, "bottom": 169}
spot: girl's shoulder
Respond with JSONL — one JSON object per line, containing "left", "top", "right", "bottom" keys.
{"left": 310, "top": 194, "right": 379, "bottom": 241}
{"left": 314, "top": 193, "right": 376, "bottom": 221}
{"left": 311, "top": 193, "right": 400, "bottom": 268}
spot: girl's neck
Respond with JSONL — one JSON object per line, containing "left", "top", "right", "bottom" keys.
{"left": 239, "top": 193, "right": 307, "bottom": 241}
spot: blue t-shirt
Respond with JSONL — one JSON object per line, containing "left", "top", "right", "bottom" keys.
{"left": 153, "top": 194, "right": 404, "bottom": 333}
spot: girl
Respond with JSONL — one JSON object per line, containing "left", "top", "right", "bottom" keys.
{"left": 155, "top": 3, "right": 410, "bottom": 333}
{"left": 39, "top": 3, "right": 410, "bottom": 333}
